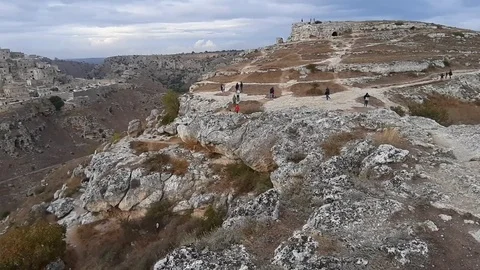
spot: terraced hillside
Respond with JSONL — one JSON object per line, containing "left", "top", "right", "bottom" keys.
{"left": 191, "top": 20, "right": 480, "bottom": 113}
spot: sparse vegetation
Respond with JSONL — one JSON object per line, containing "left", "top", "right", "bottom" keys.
{"left": 0, "top": 220, "right": 66, "bottom": 270}
{"left": 305, "top": 63, "right": 318, "bottom": 73}
{"left": 407, "top": 94, "right": 480, "bottom": 126}
{"left": 49, "top": 96, "right": 65, "bottom": 111}
{"left": 321, "top": 130, "right": 365, "bottom": 158}
{"left": 394, "top": 22, "right": 404, "bottom": 26}
{"left": 408, "top": 100, "right": 449, "bottom": 126}
{"left": 238, "top": 100, "right": 264, "bottom": 114}
{"left": 161, "top": 90, "right": 180, "bottom": 125}
{"left": 453, "top": 32, "right": 465, "bottom": 38}
{"left": 373, "top": 127, "right": 408, "bottom": 149}
{"left": 306, "top": 82, "right": 323, "bottom": 96}
{"left": 144, "top": 153, "right": 189, "bottom": 175}
{"left": 111, "top": 132, "right": 124, "bottom": 143}
{"left": 221, "top": 162, "right": 273, "bottom": 195}
{"left": 390, "top": 106, "right": 406, "bottom": 116}
{"left": 1, "top": 211, "right": 10, "bottom": 219}
{"left": 443, "top": 59, "right": 451, "bottom": 67}
{"left": 129, "top": 140, "right": 170, "bottom": 154}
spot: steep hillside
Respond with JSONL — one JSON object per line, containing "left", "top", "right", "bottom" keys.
{"left": 2, "top": 20, "right": 480, "bottom": 270}
{"left": 93, "top": 50, "right": 243, "bottom": 91}
{"left": 0, "top": 83, "right": 165, "bottom": 211}
{"left": 46, "top": 59, "right": 98, "bottom": 79}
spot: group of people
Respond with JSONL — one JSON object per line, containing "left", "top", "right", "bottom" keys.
{"left": 324, "top": 87, "right": 371, "bottom": 107}
{"left": 220, "top": 82, "right": 244, "bottom": 93}
{"left": 440, "top": 69, "right": 453, "bottom": 80}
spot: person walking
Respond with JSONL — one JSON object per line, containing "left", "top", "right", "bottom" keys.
{"left": 240, "top": 81, "right": 243, "bottom": 92}
{"left": 235, "top": 83, "right": 239, "bottom": 92}
{"left": 364, "top": 93, "right": 370, "bottom": 107}
{"left": 449, "top": 69, "right": 453, "bottom": 79}
{"left": 233, "top": 93, "right": 240, "bottom": 113}
{"left": 220, "top": 84, "right": 224, "bottom": 92}
{"left": 269, "top": 87, "right": 275, "bottom": 98}
{"left": 325, "top": 87, "right": 331, "bottom": 100}
{"left": 440, "top": 73, "right": 444, "bottom": 80}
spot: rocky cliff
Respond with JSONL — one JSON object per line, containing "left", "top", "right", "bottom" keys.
{"left": 92, "top": 51, "right": 243, "bottom": 91}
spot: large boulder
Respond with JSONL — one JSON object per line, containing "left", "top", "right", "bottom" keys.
{"left": 154, "top": 245, "right": 254, "bottom": 270}
{"left": 127, "top": 119, "right": 142, "bottom": 137}
{"left": 47, "top": 198, "right": 75, "bottom": 219}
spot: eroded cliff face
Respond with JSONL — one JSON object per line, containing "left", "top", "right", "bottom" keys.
{"left": 40, "top": 91, "right": 480, "bottom": 269}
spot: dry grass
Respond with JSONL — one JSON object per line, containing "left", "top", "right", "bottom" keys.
{"left": 211, "top": 162, "right": 273, "bottom": 196}
{"left": 352, "top": 72, "right": 427, "bottom": 88}
{"left": 372, "top": 128, "right": 409, "bottom": 149}
{"left": 191, "top": 83, "right": 218, "bottom": 92}
{"left": 243, "top": 70, "right": 300, "bottom": 83}
{"left": 179, "top": 139, "right": 221, "bottom": 159}
{"left": 298, "top": 71, "right": 335, "bottom": 81}
{"left": 290, "top": 82, "right": 347, "bottom": 97}
{"left": 321, "top": 130, "right": 365, "bottom": 158}
{"left": 311, "top": 233, "right": 343, "bottom": 255}
{"left": 129, "top": 140, "right": 170, "bottom": 155}
{"left": 72, "top": 203, "right": 225, "bottom": 270}
{"left": 241, "top": 84, "right": 281, "bottom": 96}
{"left": 144, "top": 153, "right": 190, "bottom": 176}
{"left": 230, "top": 100, "right": 264, "bottom": 114}
{"left": 424, "top": 94, "right": 480, "bottom": 125}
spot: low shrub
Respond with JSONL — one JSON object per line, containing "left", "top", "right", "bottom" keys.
{"left": 111, "top": 132, "right": 124, "bottom": 143}
{"left": 408, "top": 101, "right": 449, "bottom": 126}
{"left": 443, "top": 59, "right": 451, "bottom": 67}
{"left": 390, "top": 106, "right": 406, "bottom": 116}
{"left": 453, "top": 32, "right": 465, "bottom": 38}
{"left": 373, "top": 127, "right": 408, "bottom": 149}
{"left": 305, "top": 64, "right": 318, "bottom": 73}
{"left": 49, "top": 96, "right": 64, "bottom": 111}
{"left": 129, "top": 141, "right": 169, "bottom": 154}
{"left": 1, "top": 211, "right": 10, "bottom": 219}
{"left": 144, "top": 153, "right": 189, "bottom": 175}
{"left": 161, "top": 90, "right": 180, "bottom": 125}
{"left": 394, "top": 21, "right": 404, "bottom": 26}
{"left": 321, "top": 130, "right": 365, "bottom": 158}
{"left": 306, "top": 82, "right": 323, "bottom": 96}
{"left": 197, "top": 205, "right": 225, "bottom": 236}
{"left": 0, "top": 220, "right": 66, "bottom": 270}
{"left": 224, "top": 162, "right": 273, "bottom": 195}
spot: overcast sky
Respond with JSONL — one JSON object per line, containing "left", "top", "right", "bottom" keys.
{"left": 1, "top": 0, "right": 479, "bottom": 59}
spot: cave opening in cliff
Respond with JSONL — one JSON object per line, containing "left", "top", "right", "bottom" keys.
{"left": 332, "top": 31, "right": 338, "bottom": 36}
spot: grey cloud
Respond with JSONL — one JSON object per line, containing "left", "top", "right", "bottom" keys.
{"left": 0, "top": 0, "right": 479, "bottom": 58}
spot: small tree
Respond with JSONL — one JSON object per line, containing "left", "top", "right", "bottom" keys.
{"left": 49, "top": 96, "right": 64, "bottom": 111}
{"left": 0, "top": 220, "right": 66, "bottom": 269}
{"left": 161, "top": 90, "right": 180, "bottom": 125}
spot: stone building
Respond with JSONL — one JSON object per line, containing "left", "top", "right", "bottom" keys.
{"left": 0, "top": 49, "right": 11, "bottom": 60}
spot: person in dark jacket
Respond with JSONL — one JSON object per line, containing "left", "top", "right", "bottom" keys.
{"left": 240, "top": 81, "right": 243, "bottom": 92}
{"left": 364, "top": 93, "right": 370, "bottom": 107}
{"left": 325, "top": 87, "right": 331, "bottom": 100}
{"left": 235, "top": 83, "right": 239, "bottom": 92}
{"left": 269, "top": 87, "right": 275, "bottom": 98}
{"left": 449, "top": 69, "right": 453, "bottom": 79}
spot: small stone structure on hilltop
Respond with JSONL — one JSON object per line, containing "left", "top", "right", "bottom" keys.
{"left": 288, "top": 20, "right": 444, "bottom": 41}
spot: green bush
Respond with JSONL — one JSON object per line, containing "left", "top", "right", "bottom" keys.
{"left": 1, "top": 211, "right": 10, "bottom": 219}
{"left": 453, "top": 32, "right": 465, "bottom": 38}
{"left": 161, "top": 90, "right": 180, "bottom": 125}
{"left": 111, "top": 132, "right": 124, "bottom": 143}
{"left": 0, "top": 220, "right": 66, "bottom": 270}
{"left": 141, "top": 200, "right": 174, "bottom": 230}
{"left": 49, "top": 96, "right": 64, "bottom": 111}
{"left": 225, "top": 162, "right": 273, "bottom": 195}
{"left": 197, "top": 205, "right": 225, "bottom": 236}
{"left": 305, "top": 64, "right": 317, "bottom": 73}
{"left": 443, "top": 59, "right": 451, "bottom": 67}
{"left": 394, "top": 22, "right": 404, "bottom": 26}
{"left": 408, "top": 101, "right": 449, "bottom": 125}
{"left": 390, "top": 106, "right": 406, "bottom": 116}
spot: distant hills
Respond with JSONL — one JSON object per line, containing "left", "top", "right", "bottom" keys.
{"left": 62, "top": 58, "right": 105, "bottom": 65}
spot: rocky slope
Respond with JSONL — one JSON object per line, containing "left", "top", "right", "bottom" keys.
{"left": 2, "top": 20, "right": 480, "bottom": 270}
{"left": 92, "top": 50, "right": 243, "bottom": 91}
{"left": 31, "top": 88, "right": 479, "bottom": 269}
